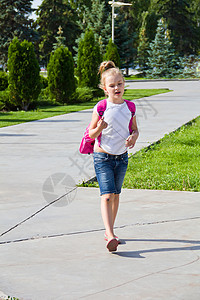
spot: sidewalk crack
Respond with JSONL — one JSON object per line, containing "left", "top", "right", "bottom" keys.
{"left": 0, "top": 187, "right": 77, "bottom": 238}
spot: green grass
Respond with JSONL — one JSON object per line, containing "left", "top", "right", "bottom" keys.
{"left": 0, "top": 88, "right": 170, "bottom": 128}
{"left": 124, "top": 88, "right": 170, "bottom": 99}
{"left": 124, "top": 117, "right": 200, "bottom": 192}
{"left": 81, "top": 116, "right": 200, "bottom": 192}
{"left": 124, "top": 74, "right": 145, "bottom": 80}
{"left": 124, "top": 74, "right": 200, "bottom": 80}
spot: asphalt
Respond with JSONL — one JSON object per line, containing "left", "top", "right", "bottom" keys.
{"left": 0, "top": 80, "right": 200, "bottom": 300}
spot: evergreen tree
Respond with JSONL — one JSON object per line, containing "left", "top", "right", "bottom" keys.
{"left": 191, "top": 0, "right": 200, "bottom": 22}
{"left": 7, "top": 37, "right": 41, "bottom": 111}
{"left": 35, "top": 0, "right": 79, "bottom": 65}
{"left": 0, "top": 0, "right": 35, "bottom": 67}
{"left": 137, "top": 12, "right": 150, "bottom": 75}
{"left": 178, "top": 55, "right": 199, "bottom": 78}
{"left": 74, "top": 0, "right": 111, "bottom": 59}
{"left": 143, "top": 7, "right": 159, "bottom": 42}
{"left": 190, "top": 0, "right": 200, "bottom": 53}
{"left": 0, "top": 71, "right": 8, "bottom": 91}
{"left": 77, "top": 30, "right": 101, "bottom": 88}
{"left": 53, "top": 26, "right": 66, "bottom": 51}
{"left": 115, "top": 13, "right": 136, "bottom": 74}
{"left": 104, "top": 39, "right": 120, "bottom": 68}
{"left": 121, "top": 0, "right": 154, "bottom": 50}
{"left": 123, "top": 0, "right": 151, "bottom": 35}
{"left": 47, "top": 46, "right": 76, "bottom": 104}
{"left": 69, "top": 0, "right": 92, "bottom": 12}
{"left": 146, "top": 18, "right": 178, "bottom": 78}
{"left": 153, "top": 0, "right": 199, "bottom": 55}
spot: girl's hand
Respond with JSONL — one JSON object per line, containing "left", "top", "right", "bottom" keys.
{"left": 97, "top": 117, "right": 108, "bottom": 130}
{"left": 125, "top": 133, "right": 138, "bottom": 149}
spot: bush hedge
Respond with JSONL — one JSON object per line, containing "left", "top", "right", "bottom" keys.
{"left": 47, "top": 46, "right": 76, "bottom": 104}
{"left": 8, "top": 37, "right": 41, "bottom": 111}
{"left": 40, "top": 75, "right": 48, "bottom": 89}
{"left": 0, "top": 71, "right": 8, "bottom": 91}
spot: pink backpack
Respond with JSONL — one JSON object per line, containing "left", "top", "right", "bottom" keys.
{"left": 79, "top": 99, "right": 136, "bottom": 154}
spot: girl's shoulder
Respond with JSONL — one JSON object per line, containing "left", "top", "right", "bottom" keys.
{"left": 93, "top": 99, "right": 107, "bottom": 115}
{"left": 97, "top": 98, "right": 107, "bottom": 106}
{"left": 124, "top": 99, "right": 136, "bottom": 113}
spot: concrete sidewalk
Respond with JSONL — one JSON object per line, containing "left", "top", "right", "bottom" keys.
{"left": 0, "top": 80, "right": 200, "bottom": 299}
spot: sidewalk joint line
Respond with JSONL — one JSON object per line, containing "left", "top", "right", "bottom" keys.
{"left": 0, "top": 187, "right": 78, "bottom": 238}
{"left": 79, "top": 254, "right": 200, "bottom": 299}
{"left": 0, "top": 216, "right": 199, "bottom": 245}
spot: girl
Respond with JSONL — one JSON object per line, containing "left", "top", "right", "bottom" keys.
{"left": 89, "top": 61, "right": 139, "bottom": 252}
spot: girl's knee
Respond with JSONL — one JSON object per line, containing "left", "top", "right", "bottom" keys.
{"left": 101, "top": 193, "right": 114, "bottom": 202}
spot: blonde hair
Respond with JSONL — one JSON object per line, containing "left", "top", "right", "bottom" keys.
{"left": 98, "top": 61, "right": 124, "bottom": 91}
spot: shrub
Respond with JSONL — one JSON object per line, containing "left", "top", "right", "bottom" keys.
{"left": 71, "top": 86, "right": 94, "bottom": 103}
{"left": 76, "top": 30, "right": 101, "bottom": 88}
{"left": 40, "top": 75, "right": 48, "bottom": 89}
{"left": 7, "top": 37, "right": 41, "bottom": 111}
{"left": 0, "top": 89, "right": 11, "bottom": 110}
{"left": 103, "top": 39, "right": 120, "bottom": 68}
{"left": 47, "top": 46, "right": 76, "bottom": 104}
{"left": 0, "top": 71, "right": 9, "bottom": 91}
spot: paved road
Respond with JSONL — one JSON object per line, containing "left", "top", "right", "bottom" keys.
{"left": 0, "top": 80, "right": 200, "bottom": 299}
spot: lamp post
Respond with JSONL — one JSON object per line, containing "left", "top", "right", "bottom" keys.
{"left": 108, "top": 1, "right": 132, "bottom": 43}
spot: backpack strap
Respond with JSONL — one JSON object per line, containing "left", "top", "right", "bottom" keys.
{"left": 97, "top": 99, "right": 107, "bottom": 117}
{"left": 124, "top": 99, "right": 136, "bottom": 134}
{"left": 96, "top": 99, "right": 107, "bottom": 147}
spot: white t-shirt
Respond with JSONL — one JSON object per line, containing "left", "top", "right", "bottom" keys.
{"left": 93, "top": 100, "right": 133, "bottom": 155}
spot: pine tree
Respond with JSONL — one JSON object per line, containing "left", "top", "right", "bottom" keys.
{"left": 146, "top": 18, "right": 178, "bottom": 78}
{"left": 0, "top": 0, "right": 35, "bottom": 67}
{"left": 190, "top": 0, "right": 200, "bottom": 23}
{"left": 190, "top": 0, "right": 200, "bottom": 52}
{"left": 7, "top": 37, "right": 41, "bottom": 111}
{"left": 121, "top": 0, "right": 154, "bottom": 50}
{"left": 123, "top": 0, "right": 151, "bottom": 35}
{"left": 47, "top": 46, "right": 76, "bottom": 104}
{"left": 74, "top": 0, "right": 111, "bottom": 59}
{"left": 153, "top": 0, "right": 199, "bottom": 55}
{"left": 178, "top": 55, "right": 199, "bottom": 78}
{"left": 69, "top": 0, "right": 92, "bottom": 12}
{"left": 35, "top": 0, "right": 79, "bottom": 65}
{"left": 77, "top": 30, "right": 101, "bottom": 88}
{"left": 53, "top": 26, "right": 66, "bottom": 51}
{"left": 137, "top": 12, "right": 150, "bottom": 75}
{"left": 104, "top": 39, "right": 120, "bottom": 68}
{"left": 114, "top": 13, "right": 136, "bottom": 74}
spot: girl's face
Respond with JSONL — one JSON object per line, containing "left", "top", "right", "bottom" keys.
{"left": 104, "top": 73, "right": 125, "bottom": 102}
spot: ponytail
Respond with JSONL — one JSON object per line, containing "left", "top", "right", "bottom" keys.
{"left": 98, "top": 61, "right": 116, "bottom": 76}
{"left": 98, "top": 61, "right": 124, "bottom": 92}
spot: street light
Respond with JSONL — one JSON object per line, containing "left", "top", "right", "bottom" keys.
{"left": 108, "top": 1, "right": 132, "bottom": 43}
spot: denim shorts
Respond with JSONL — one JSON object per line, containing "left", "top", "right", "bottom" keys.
{"left": 93, "top": 151, "right": 128, "bottom": 196}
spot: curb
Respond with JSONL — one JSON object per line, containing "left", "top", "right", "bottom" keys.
{"left": 125, "top": 79, "right": 200, "bottom": 82}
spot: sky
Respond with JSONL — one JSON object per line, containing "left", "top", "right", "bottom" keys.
{"left": 31, "top": 0, "right": 43, "bottom": 19}
{"left": 32, "top": 0, "right": 43, "bottom": 9}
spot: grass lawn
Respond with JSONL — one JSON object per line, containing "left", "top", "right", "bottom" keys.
{"left": 124, "top": 74, "right": 200, "bottom": 80}
{"left": 82, "top": 116, "right": 200, "bottom": 192}
{"left": 0, "top": 88, "right": 170, "bottom": 128}
{"left": 124, "top": 74, "right": 145, "bottom": 80}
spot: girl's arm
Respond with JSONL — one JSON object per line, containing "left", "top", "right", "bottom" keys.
{"left": 125, "top": 116, "right": 139, "bottom": 149}
{"left": 89, "top": 111, "right": 108, "bottom": 139}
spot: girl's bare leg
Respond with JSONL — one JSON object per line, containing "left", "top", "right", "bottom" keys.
{"left": 101, "top": 193, "right": 115, "bottom": 240}
{"left": 112, "top": 194, "right": 119, "bottom": 229}
{"left": 101, "top": 193, "right": 120, "bottom": 240}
